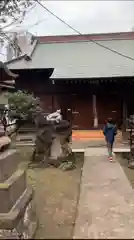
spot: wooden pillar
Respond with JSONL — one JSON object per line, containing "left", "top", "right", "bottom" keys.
{"left": 122, "top": 98, "right": 128, "bottom": 140}
{"left": 52, "top": 79, "right": 55, "bottom": 111}
{"left": 93, "top": 94, "right": 98, "bottom": 128}
{"left": 123, "top": 100, "right": 127, "bottom": 129}
{"left": 91, "top": 81, "right": 99, "bottom": 128}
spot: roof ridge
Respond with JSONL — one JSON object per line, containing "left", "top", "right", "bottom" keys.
{"left": 37, "top": 32, "right": 134, "bottom": 43}
{"left": 34, "top": 31, "right": 134, "bottom": 38}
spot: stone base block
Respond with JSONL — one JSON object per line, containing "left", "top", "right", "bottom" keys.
{"left": 128, "top": 161, "right": 134, "bottom": 169}
{"left": 0, "top": 169, "right": 26, "bottom": 213}
{"left": 0, "top": 188, "right": 37, "bottom": 239}
{"left": 50, "top": 136, "right": 62, "bottom": 160}
{"left": 0, "top": 149, "right": 20, "bottom": 182}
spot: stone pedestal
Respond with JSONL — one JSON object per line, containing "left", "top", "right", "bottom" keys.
{"left": 0, "top": 146, "right": 37, "bottom": 239}
{"left": 49, "top": 133, "right": 75, "bottom": 171}
{"left": 50, "top": 134, "right": 62, "bottom": 160}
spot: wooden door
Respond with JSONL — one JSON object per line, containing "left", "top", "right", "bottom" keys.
{"left": 54, "top": 94, "right": 93, "bottom": 129}
{"left": 72, "top": 94, "right": 93, "bottom": 129}
{"left": 97, "top": 93, "right": 121, "bottom": 128}
{"left": 55, "top": 94, "right": 72, "bottom": 123}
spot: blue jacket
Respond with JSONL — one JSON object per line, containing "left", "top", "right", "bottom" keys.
{"left": 103, "top": 123, "right": 117, "bottom": 144}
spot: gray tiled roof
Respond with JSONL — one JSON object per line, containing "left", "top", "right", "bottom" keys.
{"left": 7, "top": 39, "right": 134, "bottom": 78}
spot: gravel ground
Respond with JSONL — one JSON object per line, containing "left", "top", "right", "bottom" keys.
{"left": 17, "top": 146, "right": 84, "bottom": 239}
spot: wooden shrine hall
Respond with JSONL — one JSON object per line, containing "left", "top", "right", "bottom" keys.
{"left": 5, "top": 31, "right": 134, "bottom": 131}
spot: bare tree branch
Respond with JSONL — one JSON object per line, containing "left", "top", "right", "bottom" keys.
{"left": 0, "top": 0, "right": 10, "bottom": 14}
{"left": 0, "top": 0, "right": 38, "bottom": 59}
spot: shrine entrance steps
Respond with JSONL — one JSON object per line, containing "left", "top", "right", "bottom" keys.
{"left": 72, "top": 130, "right": 122, "bottom": 142}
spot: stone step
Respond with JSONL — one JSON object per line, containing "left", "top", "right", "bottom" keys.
{"left": 0, "top": 149, "right": 20, "bottom": 183}
{"left": 0, "top": 169, "right": 26, "bottom": 213}
{"left": 18, "top": 128, "right": 36, "bottom": 134}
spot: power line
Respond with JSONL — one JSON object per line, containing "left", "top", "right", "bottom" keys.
{"left": 36, "top": 0, "right": 134, "bottom": 61}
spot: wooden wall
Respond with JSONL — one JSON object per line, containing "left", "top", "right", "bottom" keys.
{"left": 15, "top": 76, "right": 129, "bottom": 129}
{"left": 35, "top": 92, "right": 122, "bottom": 129}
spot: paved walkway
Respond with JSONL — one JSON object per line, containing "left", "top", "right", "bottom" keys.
{"left": 73, "top": 148, "right": 134, "bottom": 239}
{"left": 72, "top": 140, "right": 130, "bottom": 151}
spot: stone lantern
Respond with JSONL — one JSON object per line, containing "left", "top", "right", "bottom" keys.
{"left": 127, "top": 115, "right": 134, "bottom": 169}
{"left": 0, "top": 62, "right": 37, "bottom": 239}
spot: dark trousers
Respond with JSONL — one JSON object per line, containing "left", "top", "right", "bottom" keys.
{"left": 107, "top": 141, "right": 113, "bottom": 157}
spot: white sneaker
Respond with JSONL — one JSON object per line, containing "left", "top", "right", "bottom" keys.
{"left": 109, "top": 156, "right": 113, "bottom": 162}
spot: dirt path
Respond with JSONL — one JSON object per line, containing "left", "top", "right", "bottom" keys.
{"left": 17, "top": 146, "right": 83, "bottom": 239}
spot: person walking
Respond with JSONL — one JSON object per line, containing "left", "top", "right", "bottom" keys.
{"left": 103, "top": 118, "right": 117, "bottom": 161}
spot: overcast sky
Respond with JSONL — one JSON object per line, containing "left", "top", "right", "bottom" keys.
{"left": 1, "top": 0, "right": 134, "bottom": 62}
{"left": 7, "top": 0, "right": 134, "bottom": 35}
{"left": 1, "top": 1, "right": 134, "bottom": 60}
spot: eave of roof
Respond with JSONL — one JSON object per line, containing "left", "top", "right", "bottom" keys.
{"left": 0, "top": 61, "right": 19, "bottom": 81}
{"left": 5, "top": 54, "right": 27, "bottom": 65}
{"left": 10, "top": 68, "right": 54, "bottom": 80}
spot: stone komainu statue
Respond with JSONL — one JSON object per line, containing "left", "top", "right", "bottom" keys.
{"left": 55, "top": 120, "right": 72, "bottom": 157}
{"left": 32, "top": 113, "right": 53, "bottom": 162}
{"left": 54, "top": 120, "right": 76, "bottom": 170}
